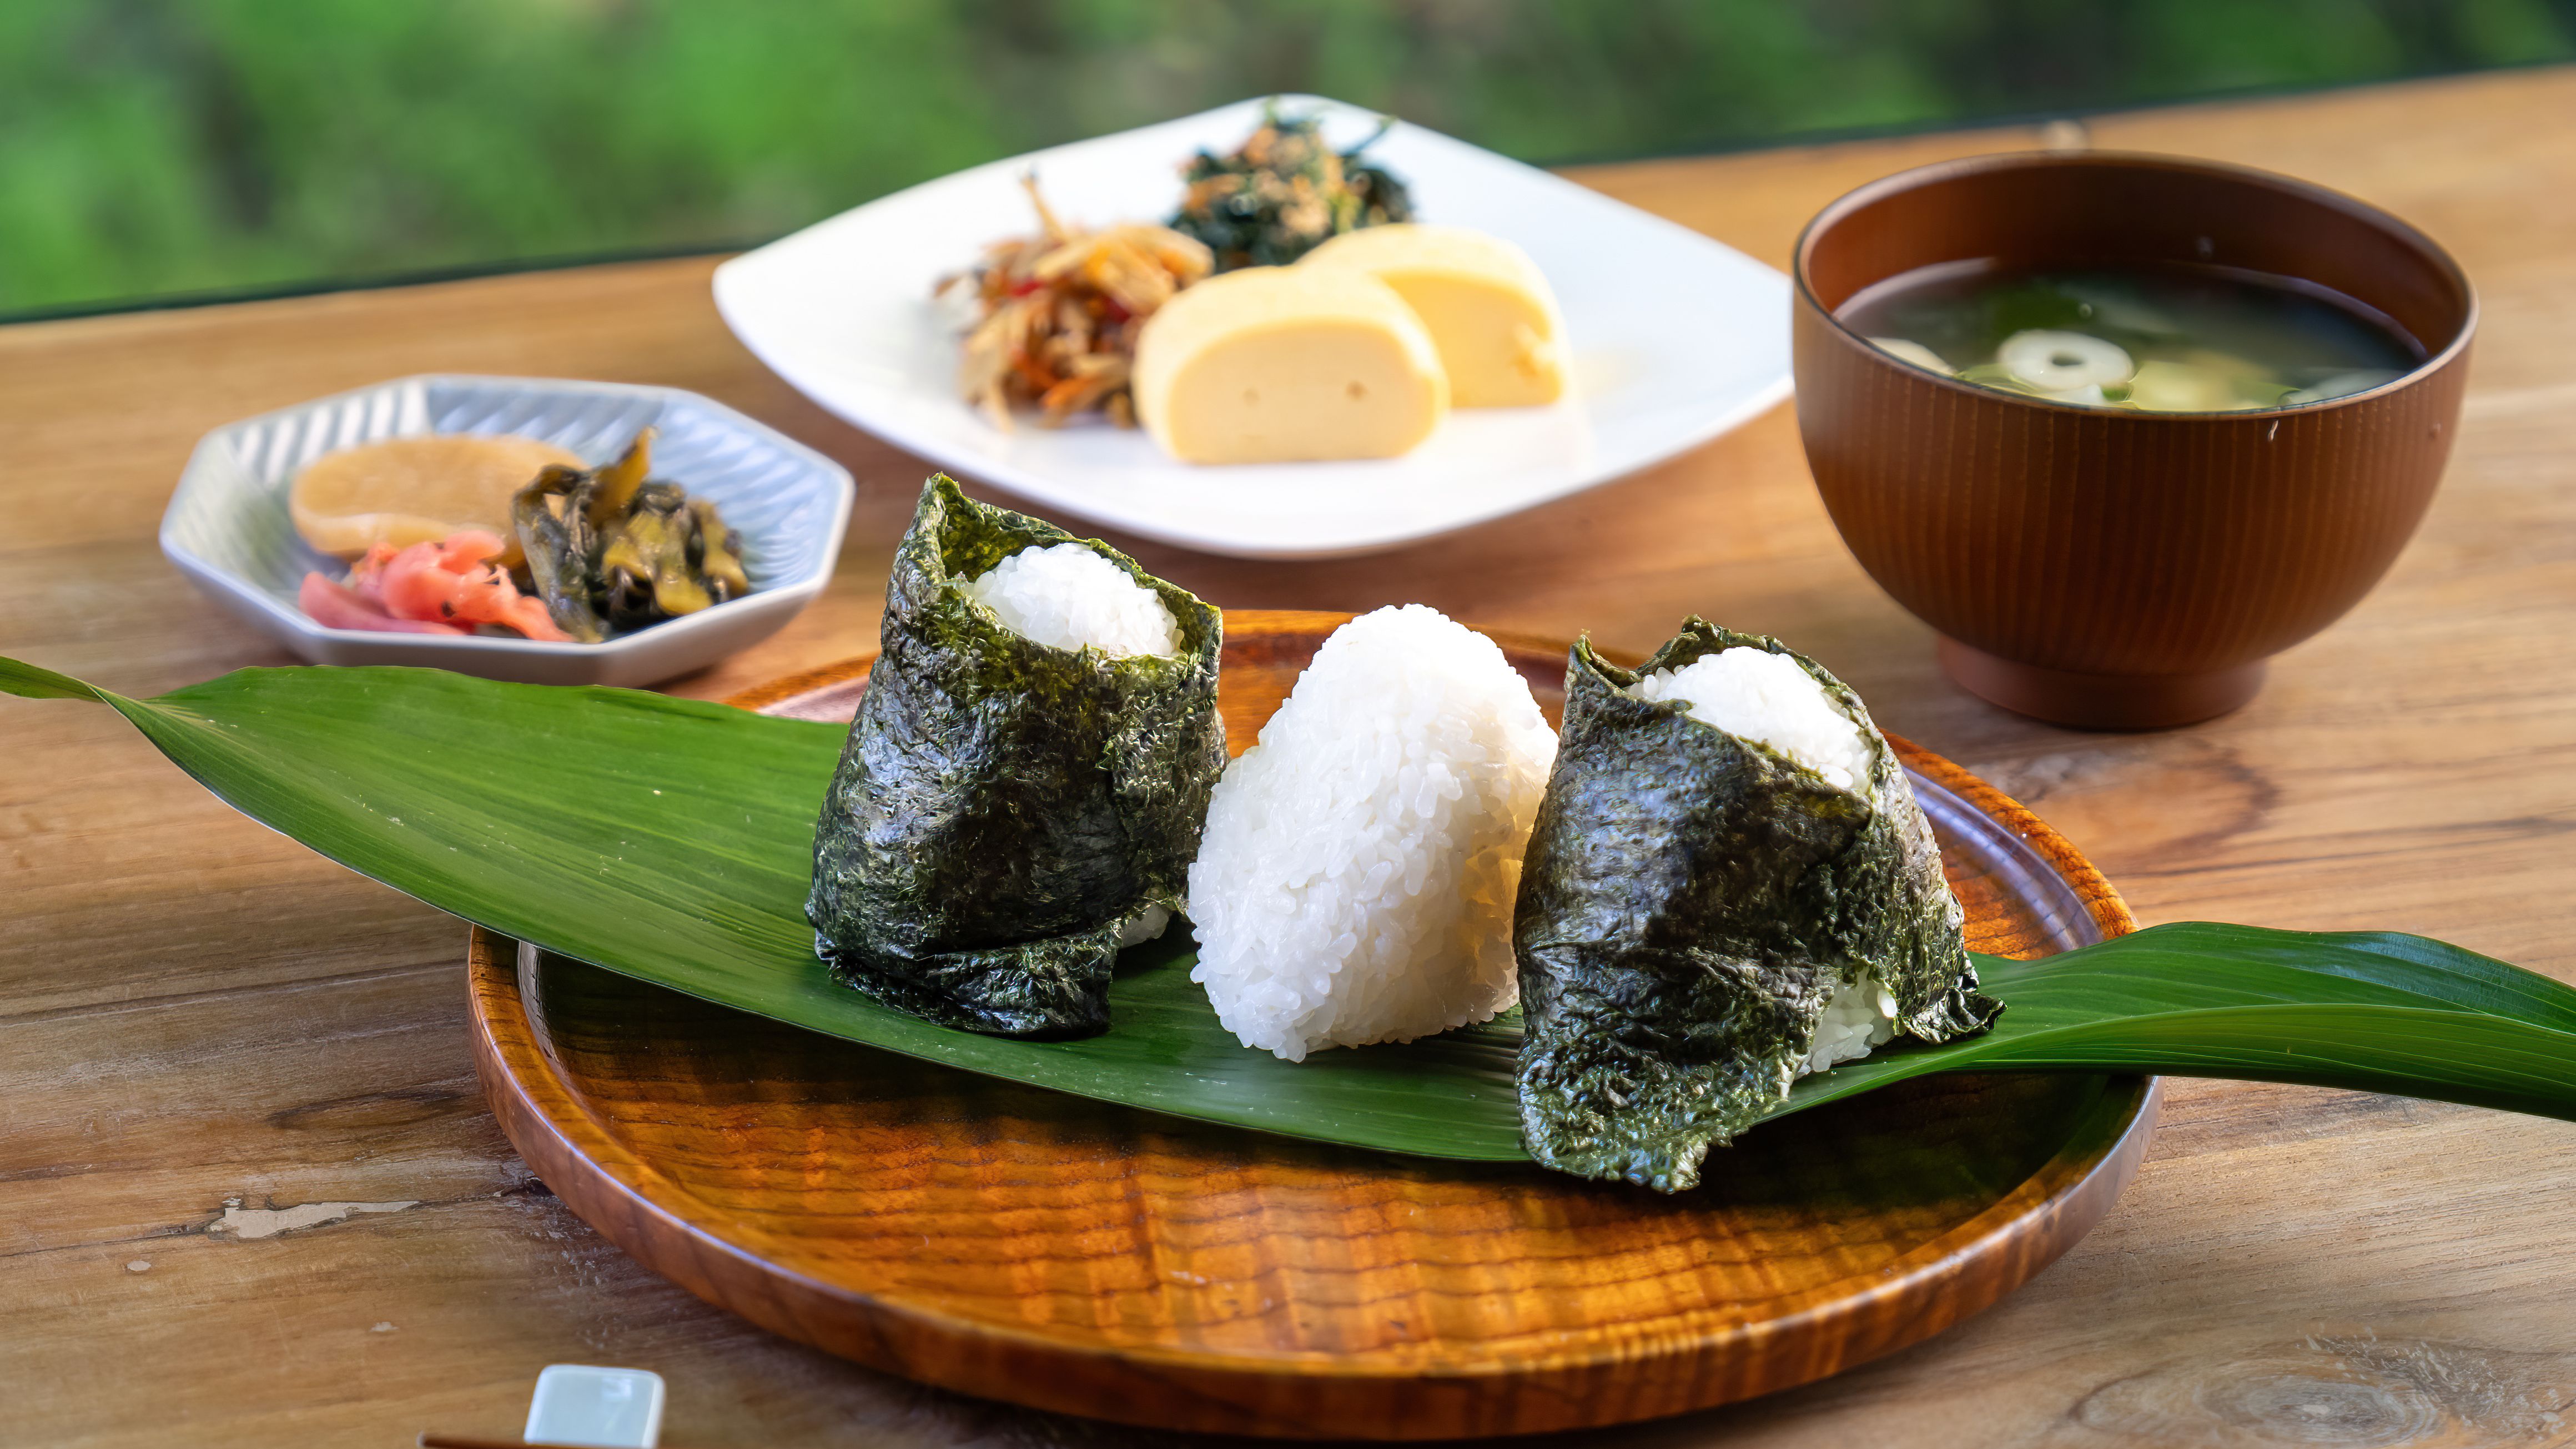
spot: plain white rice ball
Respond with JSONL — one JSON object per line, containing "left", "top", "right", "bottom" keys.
{"left": 1187, "top": 605, "right": 1558, "bottom": 1061}
{"left": 963, "top": 542, "right": 1178, "bottom": 657}
{"left": 1631, "top": 647, "right": 1874, "bottom": 793}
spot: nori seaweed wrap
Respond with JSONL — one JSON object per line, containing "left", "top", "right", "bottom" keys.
{"left": 806, "top": 476, "right": 1225, "bottom": 1038}
{"left": 1513, "top": 620, "right": 1999, "bottom": 1191}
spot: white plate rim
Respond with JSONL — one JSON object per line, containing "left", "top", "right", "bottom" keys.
{"left": 713, "top": 94, "right": 1792, "bottom": 559}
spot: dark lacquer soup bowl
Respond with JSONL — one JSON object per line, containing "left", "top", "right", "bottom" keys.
{"left": 1792, "top": 152, "right": 2476, "bottom": 728}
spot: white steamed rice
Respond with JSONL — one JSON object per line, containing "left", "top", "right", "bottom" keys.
{"left": 1186, "top": 605, "right": 1558, "bottom": 1061}
{"left": 963, "top": 542, "right": 1178, "bottom": 657}
{"left": 1633, "top": 646, "right": 1895, "bottom": 1074}
{"left": 1117, "top": 905, "right": 1172, "bottom": 947}
{"left": 1805, "top": 976, "right": 1898, "bottom": 1074}
{"left": 1630, "top": 647, "right": 1874, "bottom": 793}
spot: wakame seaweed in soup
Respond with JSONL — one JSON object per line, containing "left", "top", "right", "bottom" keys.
{"left": 1839, "top": 260, "right": 2424, "bottom": 412}
{"left": 1513, "top": 620, "right": 1998, "bottom": 1191}
{"left": 806, "top": 476, "right": 1224, "bottom": 1038}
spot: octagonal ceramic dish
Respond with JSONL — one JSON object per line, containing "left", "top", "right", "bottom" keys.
{"left": 162, "top": 375, "right": 854, "bottom": 687}
{"left": 713, "top": 94, "right": 1792, "bottom": 559}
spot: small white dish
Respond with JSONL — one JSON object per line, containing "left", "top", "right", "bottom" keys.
{"left": 163, "top": 374, "right": 854, "bottom": 687}
{"left": 714, "top": 94, "right": 1791, "bottom": 559}
{"left": 525, "top": 1363, "right": 665, "bottom": 1447}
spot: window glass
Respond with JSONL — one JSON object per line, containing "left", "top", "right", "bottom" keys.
{"left": 4, "top": 0, "right": 2566, "bottom": 314}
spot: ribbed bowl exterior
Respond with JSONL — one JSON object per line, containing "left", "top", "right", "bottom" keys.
{"left": 1795, "top": 308, "right": 2470, "bottom": 676}
{"left": 1791, "top": 153, "right": 2476, "bottom": 718}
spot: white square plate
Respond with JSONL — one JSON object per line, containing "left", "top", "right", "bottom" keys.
{"left": 714, "top": 95, "right": 1790, "bottom": 559}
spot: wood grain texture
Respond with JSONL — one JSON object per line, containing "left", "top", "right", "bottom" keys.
{"left": 2, "top": 66, "right": 2574, "bottom": 1446}
{"left": 464, "top": 613, "right": 2150, "bottom": 1440}
{"left": 1792, "top": 153, "right": 2476, "bottom": 726}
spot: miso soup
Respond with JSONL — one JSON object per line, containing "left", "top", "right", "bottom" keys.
{"left": 1838, "top": 260, "right": 2425, "bottom": 412}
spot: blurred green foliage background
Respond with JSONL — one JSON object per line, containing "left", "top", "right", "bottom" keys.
{"left": 5, "top": 0, "right": 2570, "bottom": 314}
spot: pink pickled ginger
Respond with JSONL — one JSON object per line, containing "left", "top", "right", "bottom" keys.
{"left": 301, "top": 529, "right": 570, "bottom": 641}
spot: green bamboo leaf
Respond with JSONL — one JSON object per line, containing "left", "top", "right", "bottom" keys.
{"left": 1782, "top": 929, "right": 2576, "bottom": 1123}
{"left": 6, "top": 660, "right": 1527, "bottom": 1159}
{"left": 10, "top": 657, "right": 2575, "bottom": 1167}
{"left": 0, "top": 655, "right": 109, "bottom": 701}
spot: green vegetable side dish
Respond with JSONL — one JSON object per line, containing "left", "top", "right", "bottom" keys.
{"left": 1169, "top": 107, "right": 1415, "bottom": 271}
{"left": 512, "top": 428, "right": 751, "bottom": 643}
{"left": 1516, "top": 624, "right": 2000, "bottom": 1191}
{"left": 7, "top": 641, "right": 2576, "bottom": 1179}
{"left": 806, "top": 477, "right": 1225, "bottom": 1038}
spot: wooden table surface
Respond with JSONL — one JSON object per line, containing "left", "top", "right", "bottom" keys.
{"left": 4, "top": 66, "right": 2573, "bottom": 1448}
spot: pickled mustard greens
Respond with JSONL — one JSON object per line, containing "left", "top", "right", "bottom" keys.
{"left": 1840, "top": 260, "right": 2425, "bottom": 412}
{"left": 511, "top": 429, "right": 750, "bottom": 643}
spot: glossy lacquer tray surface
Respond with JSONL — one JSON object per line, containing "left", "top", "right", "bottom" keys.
{"left": 469, "top": 611, "right": 2153, "bottom": 1439}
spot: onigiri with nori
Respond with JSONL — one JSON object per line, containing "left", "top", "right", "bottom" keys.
{"left": 1514, "top": 620, "right": 1999, "bottom": 1191}
{"left": 806, "top": 476, "right": 1224, "bottom": 1038}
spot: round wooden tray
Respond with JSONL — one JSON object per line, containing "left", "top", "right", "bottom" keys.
{"left": 467, "top": 610, "right": 2155, "bottom": 1440}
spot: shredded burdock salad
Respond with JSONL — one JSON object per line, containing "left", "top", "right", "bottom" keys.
{"left": 935, "top": 177, "right": 1214, "bottom": 429}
